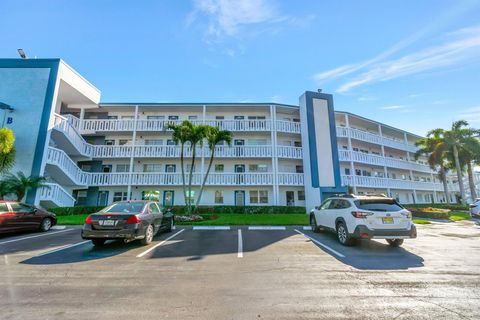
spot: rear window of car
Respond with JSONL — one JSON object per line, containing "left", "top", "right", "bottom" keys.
{"left": 102, "top": 202, "right": 145, "bottom": 213}
{"left": 354, "top": 199, "right": 404, "bottom": 212}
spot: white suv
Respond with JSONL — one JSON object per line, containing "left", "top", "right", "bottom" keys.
{"left": 309, "top": 195, "right": 416, "bottom": 247}
{"left": 470, "top": 198, "right": 480, "bottom": 217}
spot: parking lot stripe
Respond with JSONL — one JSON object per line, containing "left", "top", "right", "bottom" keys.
{"left": 294, "top": 229, "right": 346, "bottom": 258}
{"left": 193, "top": 226, "right": 230, "bottom": 230}
{"left": 303, "top": 226, "right": 312, "bottom": 231}
{"left": 237, "top": 229, "right": 243, "bottom": 258}
{"left": 248, "top": 226, "right": 286, "bottom": 230}
{"left": 33, "top": 240, "right": 91, "bottom": 257}
{"left": 0, "top": 229, "right": 74, "bottom": 245}
{"left": 136, "top": 228, "right": 185, "bottom": 258}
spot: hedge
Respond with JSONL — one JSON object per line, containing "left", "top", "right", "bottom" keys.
{"left": 411, "top": 211, "right": 451, "bottom": 220}
{"left": 404, "top": 203, "right": 469, "bottom": 211}
{"left": 49, "top": 205, "right": 307, "bottom": 216}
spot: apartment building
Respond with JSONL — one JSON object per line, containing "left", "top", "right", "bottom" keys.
{"left": 0, "top": 58, "right": 460, "bottom": 211}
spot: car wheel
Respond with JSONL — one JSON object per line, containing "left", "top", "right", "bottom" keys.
{"left": 336, "top": 222, "right": 355, "bottom": 246}
{"left": 39, "top": 218, "right": 52, "bottom": 232}
{"left": 141, "top": 225, "right": 154, "bottom": 245}
{"left": 310, "top": 215, "right": 319, "bottom": 233}
{"left": 92, "top": 239, "right": 106, "bottom": 246}
{"left": 386, "top": 239, "right": 404, "bottom": 247}
{"left": 166, "top": 217, "right": 174, "bottom": 233}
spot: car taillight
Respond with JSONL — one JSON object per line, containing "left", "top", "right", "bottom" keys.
{"left": 401, "top": 211, "right": 412, "bottom": 218}
{"left": 126, "top": 215, "right": 141, "bottom": 224}
{"left": 351, "top": 211, "right": 373, "bottom": 218}
{"left": 85, "top": 215, "right": 92, "bottom": 224}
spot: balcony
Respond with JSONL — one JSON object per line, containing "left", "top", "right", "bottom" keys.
{"left": 336, "top": 126, "right": 418, "bottom": 153}
{"left": 338, "top": 150, "right": 433, "bottom": 173}
{"left": 38, "top": 183, "right": 76, "bottom": 207}
{"left": 341, "top": 175, "right": 460, "bottom": 192}
{"left": 62, "top": 114, "right": 302, "bottom": 134}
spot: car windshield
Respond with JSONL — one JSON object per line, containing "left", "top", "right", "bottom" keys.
{"left": 101, "top": 202, "right": 145, "bottom": 213}
{"left": 354, "top": 199, "right": 404, "bottom": 212}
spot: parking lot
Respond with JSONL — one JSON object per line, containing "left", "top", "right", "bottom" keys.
{"left": 1, "top": 221, "right": 480, "bottom": 320}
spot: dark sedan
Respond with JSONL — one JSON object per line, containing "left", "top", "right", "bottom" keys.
{"left": 81, "top": 200, "right": 174, "bottom": 246}
{"left": 0, "top": 201, "right": 57, "bottom": 234}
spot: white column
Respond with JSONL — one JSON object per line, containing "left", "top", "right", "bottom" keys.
{"left": 378, "top": 124, "right": 390, "bottom": 196}
{"left": 200, "top": 105, "right": 206, "bottom": 181}
{"left": 270, "top": 105, "right": 279, "bottom": 205}
{"left": 345, "top": 114, "right": 357, "bottom": 194}
{"left": 79, "top": 108, "right": 85, "bottom": 131}
{"left": 127, "top": 105, "right": 139, "bottom": 200}
{"left": 404, "top": 132, "right": 417, "bottom": 203}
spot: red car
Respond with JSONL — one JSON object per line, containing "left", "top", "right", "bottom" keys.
{"left": 0, "top": 201, "right": 57, "bottom": 234}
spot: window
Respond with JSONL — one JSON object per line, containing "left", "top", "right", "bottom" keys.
{"left": 248, "top": 139, "right": 267, "bottom": 146}
{"left": 248, "top": 116, "right": 266, "bottom": 120}
{"left": 294, "top": 141, "right": 302, "bottom": 147}
{"left": 360, "top": 149, "right": 369, "bottom": 154}
{"left": 119, "top": 139, "right": 131, "bottom": 146}
{"left": 113, "top": 191, "right": 129, "bottom": 202}
{"left": 142, "top": 190, "right": 160, "bottom": 201}
{"left": 355, "top": 169, "right": 361, "bottom": 176}
{"left": 147, "top": 115, "right": 165, "bottom": 120}
{"left": 185, "top": 164, "right": 195, "bottom": 172}
{"left": 354, "top": 199, "right": 404, "bottom": 212}
{"left": 344, "top": 168, "right": 351, "bottom": 175}
{"left": 145, "top": 139, "right": 163, "bottom": 145}
{"left": 143, "top": 164, "right": 162, "bottom": 172}
{"left": 295, "top": 165, "right": 304, "bottom": 173}
{"left": 293, "top": 118, "right": 300, "bottom": 123}
{"left": 81, "top": 164, "right": 92, "bottom": 172}
{"left": 298, "top": 191, "right": 305, "bottom": 201}
{"left": 0, "top": 203, "right": 8, "bottom": 212}
{"left": 362, "top": 170, "right": 371, "bottom": 177}
{"left": 215, "top": 164, "right": 224, "bottom": 172}
{"left": 319, "top": 199, "right": 331, "bottom": 210}
{"left": 215, "top": 116, "right": 224, "bottom": 120}
{"left": 188, "top": 115, "right": 198, "bottom": 120}
{"left": 10, "top": 203, "right": 33, "bottom": 212}
{"left": 249, "top": 190, "right": 268, "bottom": 204}
{"left": 185, "top": 190, "right": 195, "bottom": 205}
{"left": 168, "top": 115, "right": 179, "bottom": 120}
{"left": 121, "top": 116, "right": 134, "bottom": 119}
{"left": 102, "top": 165, "right": 112, "bottom": 173}
{"left": 372, "top": 151, "right": 381, "bottom": 155}
{"left": 105, "top": 140, "right": 115, "bottom": 145}
{"left": 166, "top": 139, "right": 176, "bottom": 146}
{"left": 107, "top": 115, "right": 118, "bottom": 120}
{"left": 103, "top": 202, "right": 144, "bottom": 213}
{"left": 353, "top": 147, "right": 359, "bottom": 152}
{"left": 116, "top": 164, "right": 129, "bottom": 172}
{"left": 342, "top": 145, "right": 348, "bottom": 150}
{"left": 249, "top": 164, "right": 268, "bottom": 172}
{"left": 165, "top": 164, "right": 176, "bottom": 173}
{"left": 215, "top": 190, "right": 224, "bottom": 204}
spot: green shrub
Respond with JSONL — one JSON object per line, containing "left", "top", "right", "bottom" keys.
{"left": 404, "top": 203, "right": 469, "bottom": 211}
{"left": 411, "top": 211, "right": 450, "bottom": 220}
{"left": 50, "top": 206, "right": 105, "bottom": 216}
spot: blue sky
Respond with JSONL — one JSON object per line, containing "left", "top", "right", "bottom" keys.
{"left": 1, "top": 0, "right": 480, "bottom": 135}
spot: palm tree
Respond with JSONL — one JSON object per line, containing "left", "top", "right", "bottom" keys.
{"left": 3, "top": 171, "right": 47, "bottom": 202}
{"left": 415, "top": 129, "right": 450, "bottom": 203}
{"left": 443, "top": 120, "right": 480, "bottom": 204}
{"left": 0, "top": 128, "right": 16, "bottom": 174}
{"left": 0, "top": 180, "right": 12, "bottom": 200}
{"left": 167, "top": 121, "right": 193, "bottom": 209}
{"left": 194, "top": 126, "right": 232, "bottom": 212}
{"left": 184, "top": 123, "right": 208, "bottom": 213}
{"left": 456, "top": 136, "right": 480, "bottom": 200}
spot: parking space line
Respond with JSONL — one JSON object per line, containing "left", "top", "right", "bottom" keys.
{"left": 303, "top": 226, "right": 312, "bottom": 231}
{"left": 193, "top": 226, "right": 230, "bottom": 230}
{"left": 136, "top": 228, "right": 185, "bottom": 258}
{"left": 294, "top": 229, "right": 346, "bottom": 258}
{"left": 33, "top": 240, "right": 91, "bottom": 258}
{"left": 237, "top": 229, "right": 243, "bottom": 258}
{"left": 0, "top": 229, "right": 74, "bottom": 245}
{"left": 248, "top": 226, "right": 286, "bottom": 230}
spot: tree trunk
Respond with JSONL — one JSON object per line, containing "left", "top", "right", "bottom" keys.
{"left": 439, "top": 165, "right": 450, "bottom": 204}
{"left": 187, "top": 145, "right": 197, "bottom": 214}
{"left": 194, "top": 149, "right": 215, "bottom": 213}
{"left": 180, "top": 143, "right": 188, "bottom": 211}
{"left": 466, "top": 161, "right": 478, "bottom": 201}
{"left": 453, "top": 145, "right": 466, "bottom": 204}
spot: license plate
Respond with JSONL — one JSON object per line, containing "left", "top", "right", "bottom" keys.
{"left": 382, "top": 217, "right": 394, "bottom": 224}
{"left": 99, "top": 220, "right": 117, "bottom": 226}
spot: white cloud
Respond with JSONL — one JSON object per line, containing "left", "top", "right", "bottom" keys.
{"left": 379, "top": 105, "right": 405, "bottom": 110}
{"left": 458, "top": 106, "right": 480, "bottom": 123}
{"left": 336, "top": 26, "right": 480, "bottom": 92}
{"left": 358, "top": 96, "right": 378, "bottom": 101}
{"left": 191, "top": 0, "right": 280, "bottom": 37}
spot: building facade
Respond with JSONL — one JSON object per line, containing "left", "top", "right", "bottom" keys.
{"left": 0, "top": 59, "right": 461, "bottom": 211}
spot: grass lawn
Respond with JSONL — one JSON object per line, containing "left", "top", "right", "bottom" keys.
{"left": 413, "top": 219, "right": 431, "bottom": 224}
{"left": 57, "top": 214, "right": 89, "bottom": 225}
{"left": 448, "top": 211, "right": 471, "bottom": 221}
{"left": 57, "top": 213, "right": 309, "bottom": 226}
{"left": 176, "top": 214, "right": 309, "bottom": 226}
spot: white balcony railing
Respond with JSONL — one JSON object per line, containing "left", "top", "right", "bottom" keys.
{"left": 336, "top": 126, "right": 418, "bottom": 153}
{"left": 341, "top": 175, "right": 460, "bottom": 192}
{"left": 39, "top": 183, "right": 75, "bottom": 207}
{"left": 46, "top": 147, "right": 89, "bottom": 186}
{"left": 63, "top": 114, "right": 301, "bottom": 134}
{"left": 338, "top": 150, "right": 433, "bottom": 173}
{"left": 52, "top": 114, "right": 93, "bottom": 156}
